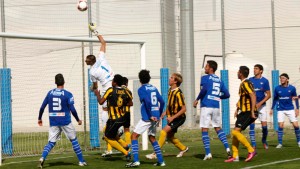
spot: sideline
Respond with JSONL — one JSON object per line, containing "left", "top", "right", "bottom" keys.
{"left": 241, "top": 158, "right": 300, "bottom": 169}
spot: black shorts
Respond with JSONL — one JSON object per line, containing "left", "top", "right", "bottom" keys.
{"left": 123, "top": 112, "right": 131, "bottom": 128}
{"left": 105, "top": 117, "right": 125, "bottom": 139}
{"left": 168, "top": 116, "right": 186, "bottom": 133}
{"left": 235, "top": 111, "right": 258, "bottom": 131}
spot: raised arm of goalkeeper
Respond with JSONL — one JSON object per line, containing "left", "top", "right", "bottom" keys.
{"left": 89, "top": 23, "right": 106, "bottom": 53}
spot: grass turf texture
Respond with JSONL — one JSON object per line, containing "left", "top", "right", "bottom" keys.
{"left": 1, "top": 129, "right": 300, "bottom": 169}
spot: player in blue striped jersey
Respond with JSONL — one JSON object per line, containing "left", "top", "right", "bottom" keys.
{"left": 193, "top": 60, "right": 231, "bottom": 160}
{"left": 125, "top": 69, "right": 165, "bottom": 167}
{"left": 248, "top": 64, "right": 271, "bottom": 149}
{"left": 37, "top": 74, "right": 86, "bottom": 168}
{"left": 270, "top": 73, "right": 300, "bottom": 148}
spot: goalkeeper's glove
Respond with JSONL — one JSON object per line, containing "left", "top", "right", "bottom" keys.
{"left": 89, "top": 23, "right": 99, "bottom": 36}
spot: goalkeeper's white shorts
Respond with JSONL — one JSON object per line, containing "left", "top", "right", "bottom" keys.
{"left": 48, "top": 123, "right": 77, "bottom": 142}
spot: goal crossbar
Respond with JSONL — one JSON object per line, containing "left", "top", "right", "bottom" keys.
{"left": 0, "top": 32, "right": 145, "bottom": 44}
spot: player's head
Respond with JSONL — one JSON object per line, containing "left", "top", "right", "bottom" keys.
{"left": 169, "top": 73, "right": 183, "bottom": 87}
{"left": 55, "top": 73, "right": 65, "bottom": 86}
{"left": 139, "top": 69, "right": 151, "bottom": 84}
{"left": 85, "top": 55, "right": 96, "bottom": 66}
{"left": 112, "top": 74, "right": 123, "bottom": 87}
{"left": 205, "top": 60, "right": 218, "bottom": 74}
{"left": 122, "top": 76, "right": 128, "bottom": 86}
{"left": 254, "top": 64, "right": 264, "bottom": 76}
{"left": 238, "top": 66, "right": 250, "bottom": 79}
{"left": 279, "top": 73, "right": 289, "bottom": 85}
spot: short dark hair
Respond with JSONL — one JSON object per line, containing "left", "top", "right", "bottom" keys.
{"left": 139, "top": 69, "right": 151, "bottom": 84}
{"left": 86, "top": 55, "right": 96, "bottom": 63}
{"left": 55, "top": 73, "right": 65, "bottom": 86}
{"left": 207, "top": 60, "right": 218, "bottom": 72}
{"left": 254, "top": 64, "right": 263, "bottom": 71}
{"left": 239, "top": 66, "right": 250, "bottom": 78}
{"left": 113, "top": 74, "right": 123, "bottom": 86}
{"left": 280, "top": 73, "right": 289, "bottom": 79}
{"left": 122, "top": 77, "right": 128, "bottom": 85}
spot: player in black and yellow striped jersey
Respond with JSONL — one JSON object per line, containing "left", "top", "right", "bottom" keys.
{"left": 121, "top": 76, "right": 133, "bottom": 145}
{"left": 146, "top": 73, "right": 188, "bottom": 160}
{"left": 93, "top": 74, "right": 132, "bottom": 160}
{"left": 225, "top": 66, "right": 257, "bottom": 163}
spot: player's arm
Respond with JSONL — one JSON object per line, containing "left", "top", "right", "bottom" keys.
{"left": 157, "top": 92, "right": 165, "bottom": 116}
{"left": 138, "top": 89, "right": 152, "bottom": 118}
{"left": 220, "top": 82, "right": 230, "bottom": 99}
{"left": 93, "top": 88, "right": 110, "bottom": 105}
{"left": 270, "top": 89, "right": 278, "bottom": 115}
{"left": 38, "top": 94, "right": 49, "bottom": 126}
{"left": 89, "top": 23, "right": 106, "bottom": 53}
{"left": 69, "top": 104, "right": 81, "bottom": 124}
{"left": 292, "top": 89, "right": 299, "bottom": 117}
{"left": 172, "top": 92, "right": 186, "bottom": 120}
{"left": 194, "top": 77, "right": 207, "bottom": 107}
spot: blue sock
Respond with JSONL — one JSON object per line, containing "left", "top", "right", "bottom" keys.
{"left": 41, "top": 141, "right": 56, "bottom": 160}
{"left": 294, "top": 127, "right": 300, "bottom": 143}
{"left": 278, "top": 127, "right": 283, "bottom": 145}
{"left": 151, "top": 141, "right": 164, "bottom": 163}
{"left": 217, "top": 129, "right": 229, "bottom": 149}
{"left": 131, "top": 140, "right": 139, "bottom": 162}
{"left": 262, "top": 126, "right": 268, "bottom": 144}
{"left": 202, "top": 131, "right": 210, "bottom": 155}
{"left": 71, "top": 138, "right": 84, "bottom": 162}
{"left": 249, "top": 123, "right": 256, "bottom": 147}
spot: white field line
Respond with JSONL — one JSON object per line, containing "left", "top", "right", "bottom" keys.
{"left": 241, "top": 158, "right": 300, "bottom": 169}
{"left": 2, "top": 155, "right": 89, "bottom": 166}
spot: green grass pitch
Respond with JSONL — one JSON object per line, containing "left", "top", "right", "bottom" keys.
{"left": 1, "top": 129, "right": 300, "bottom": 169}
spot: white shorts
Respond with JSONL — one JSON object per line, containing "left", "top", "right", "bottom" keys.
{"left": 101, "top": 81, "right": 112, "bottom": 108}
{"left": 200, "top": 107, "right": 221, "bottom": 128}
{"left": 48, "top": 123, "right": 76, "bottom": 142}
{"left": 277, "top": 110, "right": 298, "bottom": 123}
{"left": 257, "top": 105, "right": 267, "bottom": 122}
{"left": 133, "top": 119, "right": 157, "bottom": 136}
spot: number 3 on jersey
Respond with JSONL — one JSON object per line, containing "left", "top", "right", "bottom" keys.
{"left": 53, "top": 98, "right": 62, "bottom": 111}
{"left": 212, "top": 82, "right": 220, "bottom": 96}
{"left": 151, "top": 92, "right": 157, "bottom": 105}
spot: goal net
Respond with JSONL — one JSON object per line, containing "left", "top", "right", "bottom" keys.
{"left": 0, "top": 34, "right": 144, "bottom": 159}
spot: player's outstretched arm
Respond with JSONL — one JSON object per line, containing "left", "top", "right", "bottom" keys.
{"left": 89, "top": 23, "right": 106, "bottom": 52}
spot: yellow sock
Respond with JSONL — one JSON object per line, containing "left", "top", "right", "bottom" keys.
{"left": 125, "top": 131, "right": 131, "bottom": 145}
{"left": 158, "top": 130, "right": 167, "bottom": 148}
{"left": 170, "top": 136, "right": 186, "bottom": 151}
{"left": 117, "top": 137, "right": 128, "bottom": 148}
{"left": 232, "top": 130, "right": 254, "bottom": 153}
{"left": 107, "top": 143, "right": 113, "bottom": 151}
{"left": 104, "top": 137, "right": 128, "bottom": 155}
{"left": 232, "top": 135, "right": 239, "bottom": 158}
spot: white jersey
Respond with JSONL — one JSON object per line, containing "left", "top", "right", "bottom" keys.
{"left": 90, "top": 51, "right": 114, "bottom": 87}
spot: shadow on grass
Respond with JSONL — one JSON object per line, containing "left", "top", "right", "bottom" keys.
{"left": 46, "top": 161, "right": 75, "bottom": 168}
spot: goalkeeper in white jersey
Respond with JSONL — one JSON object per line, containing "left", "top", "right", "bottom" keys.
{"left": 85, "top": 23, "right": 115, "bottom": 156}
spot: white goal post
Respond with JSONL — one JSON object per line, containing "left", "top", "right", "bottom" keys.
{"left": 0, "top": 32, "right": 148, "bottom": 165}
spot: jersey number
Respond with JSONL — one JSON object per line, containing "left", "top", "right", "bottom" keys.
{"left": 53, "top": 98, "right": 62, "bottom": 111}
{"left": 151, "top": 92, "right": 157, "bottom": 105}
{"left": 212, "top": 82, "right": 220, "bottom": 95}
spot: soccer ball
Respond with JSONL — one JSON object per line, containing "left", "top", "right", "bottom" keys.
{"left": 77, "top": 0, "right": 88, "bottom": 12}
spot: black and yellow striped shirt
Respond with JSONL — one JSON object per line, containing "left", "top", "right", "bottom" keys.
{"left": 166, "top": 87, "right": 186, "bottom": 118}
{"left": 238, "top": 79, "right": 256, "bottom": 112}
{"left": 123, "top": 87, "right": 132, "bottom": 113}
{"left": 103, "top": 87, "right": 132, "bottom": 120}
